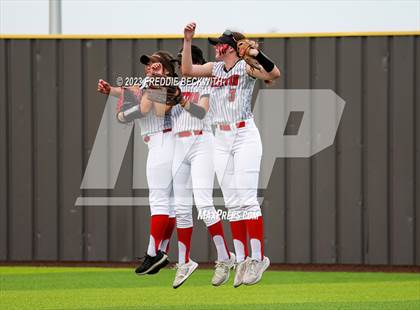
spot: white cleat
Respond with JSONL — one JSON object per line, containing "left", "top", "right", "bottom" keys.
{"left": 172, "top": 259, "right": 198, "bottom": 289}
{"left": 233, "top": 256, "right": 251, "bottom": 288}
{"left": 212, "top": 252, "right": 236, "bottom": 286}
{"left": 242, "top": 256, "right": 270, "bottom": 286}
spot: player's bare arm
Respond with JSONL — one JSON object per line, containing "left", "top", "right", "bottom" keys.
{"left": 182, "top": 22, "right": 213, "bottom": 77}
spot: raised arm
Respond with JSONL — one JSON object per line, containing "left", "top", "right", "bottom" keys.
{"left": 181, "top": 22, "right": 213, "bottom": 77}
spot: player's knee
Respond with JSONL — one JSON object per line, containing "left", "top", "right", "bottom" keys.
{"left": 174, "top": 196, "right": 193, "bottom": 208}
{"left": 174, "top": 202, "right": 192, "bottom": 216}
{"left": 149, "top": 196, "right": 171, "bottom": 211}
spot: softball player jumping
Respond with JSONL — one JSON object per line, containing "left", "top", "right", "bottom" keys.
{"left": 181, "top": 23, "right": 281, "bottom": 287}
{"left": 171, "top": 46, "right": 235, "bottom": 289}
{"left": 97, "top": 51, "right": 179, "bottom": 275}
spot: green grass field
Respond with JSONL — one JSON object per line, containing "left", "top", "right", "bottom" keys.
{"left": 1, "top": 266, "right": 419, "bottom": 310}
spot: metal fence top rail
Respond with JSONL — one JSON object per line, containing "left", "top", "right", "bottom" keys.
{"left": 1, "top": 31, "right": 419, "bottom": 39}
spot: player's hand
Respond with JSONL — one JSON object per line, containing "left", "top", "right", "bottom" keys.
{"left": 97, "top": 79, "right": 111, "bottom": 95}
{"left": 145, "top": 63, "right": 163, "bottom": 76}
{"left": 184, "top": 22, "right": 196, "bottom": 41}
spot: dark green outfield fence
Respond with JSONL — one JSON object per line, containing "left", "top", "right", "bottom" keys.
{"left": 0, "top": 35, "right": 419, "bottom": 265}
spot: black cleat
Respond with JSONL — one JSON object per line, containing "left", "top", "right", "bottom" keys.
{"left": 135, "top": 250, "right": 168, "bottom": 275}
{"left": 147, "top": 256, "right": 170, "bottom": 275}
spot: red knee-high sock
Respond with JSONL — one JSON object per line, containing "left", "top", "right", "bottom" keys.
{"left": 230, "top": 220, "right": 248, "bottom": 262}
{"left": 177, "top": 227, "right": 193, "bottom": 264}
{"left": 246, "top": 216, "right": 264, "bottom": 261}
{"left": 161, "top": 217, "right": 176, "bottom": 253}
{"left": 147, "top": 215, "right": 169, "bottom": 256}
{"left": 207, "top": 220, "right": 230, "bottom": 261}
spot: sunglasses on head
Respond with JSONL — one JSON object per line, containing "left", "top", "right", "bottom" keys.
{"left": 223, "top": 30, "right": 233, "bottom": 36}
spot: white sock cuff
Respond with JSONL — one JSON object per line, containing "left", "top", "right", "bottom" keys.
{"left": 176, "top": 212, "right": 193, "bottom": 228}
